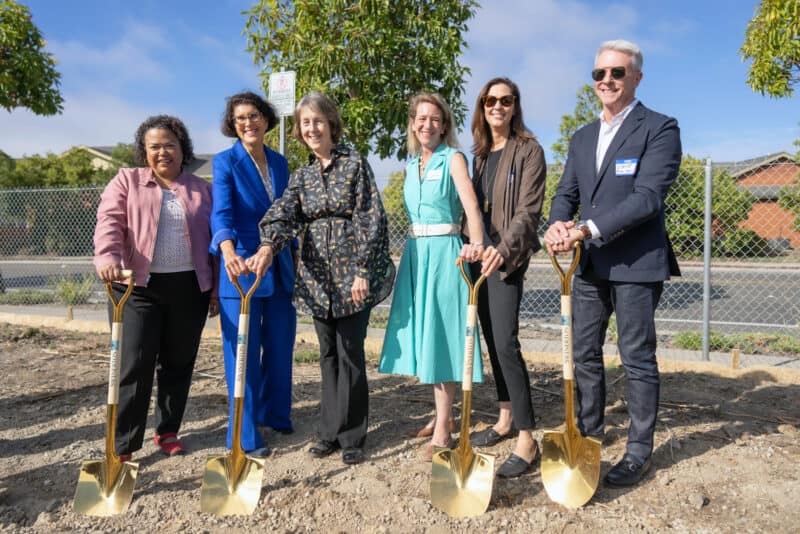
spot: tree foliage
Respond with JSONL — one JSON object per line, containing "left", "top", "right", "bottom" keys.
{"left": 244, "top": 0, "right": 478, "bottom": 161}
{"left": 777, "top": 133, "right": 800, "bottom": 232}
{"left": 740, "top": 0, "right": 800, "bottom": 98}
{"left": 666, "top": 156, "right": 762, "bottom": 257}
{"left": 0, "top": 0, "right": 64, "bottom": 114}
{"left": 0, "top": 148, "right": 113, "bottom": 188}
{"left": 551, "top": 84, "right": 601, "bottom": 165}
{"left": 109, "top": 143, "right": 136, "bottom": 167}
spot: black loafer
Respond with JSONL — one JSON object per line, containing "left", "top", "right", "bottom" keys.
{"left": 308, "top": 440, "right": 339, "bottom": 458}
{"left": 496, "top": 453, "right": 536, "bottom": 478}
{"left": 471, "top": 427, "right": 514, "bottom": 447}
{"left": 604, "top": 454, "right": 651, "bottom": 487}
{"left": 342, "top": 447, "right": 364, "bottom": 465}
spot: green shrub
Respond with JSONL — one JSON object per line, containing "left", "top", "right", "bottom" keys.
{"left": 0, "top": 289, "right": 56, "bottom": 305}
{"left": 673, "top": 329, "right": 800, "bottom": 355}
{"left": 719, "top": 228, "right": 771, "bottom": 258}
{"left": 53, "top": 274, "right": 95, "bottom": 305}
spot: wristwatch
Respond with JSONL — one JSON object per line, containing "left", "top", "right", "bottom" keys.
{"left": 576, "top": 220, "right": 592, "bottom": 240}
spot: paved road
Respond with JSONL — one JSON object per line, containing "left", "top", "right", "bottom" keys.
{"left": 2, "top": 258, "right": 799, "bottom": 332}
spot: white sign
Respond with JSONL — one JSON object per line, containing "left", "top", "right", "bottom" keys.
{"left": 268, "top": 71, "right": 296, "bottom": 117}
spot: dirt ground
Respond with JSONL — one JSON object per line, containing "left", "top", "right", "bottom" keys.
{"left": 1, "top": 322, "right": 799, "bottom": 533}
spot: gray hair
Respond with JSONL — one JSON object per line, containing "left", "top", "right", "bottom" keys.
{"left": 596, "top": 40, "right": 643, "bottom": 72}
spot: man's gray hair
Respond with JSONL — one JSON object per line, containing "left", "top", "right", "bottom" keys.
{"left": 596, "top": 40, "right": 643, "bottom": 72}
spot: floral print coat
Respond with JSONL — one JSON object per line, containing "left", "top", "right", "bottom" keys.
{"left": 259, "top": 145, "right": 395, "bottom": 319}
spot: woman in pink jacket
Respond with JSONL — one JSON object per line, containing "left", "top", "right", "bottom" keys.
{"left": 93, "top": 115, "right": 217, "bottom": 462}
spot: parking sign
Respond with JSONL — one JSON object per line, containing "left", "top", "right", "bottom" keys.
{"left": 268, "top": 71, "right": 296, "bottom": 117}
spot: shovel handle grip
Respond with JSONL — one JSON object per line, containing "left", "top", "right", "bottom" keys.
{"left": 457, "top": 259, "right": 485, "bottom": 391}
{"left": 105, "top": 270, "right": 133, "bottom": 405}
{"left": 550, "top": 246, "right": 580, "bottom": 379}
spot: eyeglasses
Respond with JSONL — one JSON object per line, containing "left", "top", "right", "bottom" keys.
{"left": 233, "top": 112, "right": 263, "bottom": 125}
{"left": 482, "top": 95, "right": 515, "bottom": 108}
{"left": 591, "top": 66, "right": 627, "bottom": 82}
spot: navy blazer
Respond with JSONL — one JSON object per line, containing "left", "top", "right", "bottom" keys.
{"left": 549, "top": 102, "right": 682, "bottom": 282}
{"left": 210, "top": 140, "right": 295, "bottom": 298}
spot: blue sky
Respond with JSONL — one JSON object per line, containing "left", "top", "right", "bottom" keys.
{"left": 2, "top": 0, "right": 798, "bottom": 181}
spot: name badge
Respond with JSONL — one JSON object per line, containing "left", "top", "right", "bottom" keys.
{"left": 616, "top": 159, "right": 638, "bottom": 176}
{"left": 425, "top": 168, "right": 443, "bottom": 181}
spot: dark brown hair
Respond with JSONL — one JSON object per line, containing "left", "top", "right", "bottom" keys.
{"left": 471, "top": 77, "right": 535, "bottom": 158}
{"left": 220, "top": 91, "right": 279, "bottom": 138}
{"left": 133, "top": 115, "right": 194, "bottom": 167}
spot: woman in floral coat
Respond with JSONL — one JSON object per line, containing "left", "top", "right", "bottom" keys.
{"left": 248, "top": 92, "right": 395, "bottom": 465}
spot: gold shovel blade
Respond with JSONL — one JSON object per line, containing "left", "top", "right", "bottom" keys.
{"left": 73, "top": 458, "right": 139, "bottom": 516}
{"left": 430, "top": 447, "right": 495, "bottom": 517}
{"left": 200, "top": 452, "right": 265, "bottom": 515}
{"left": 541, "top": 429, "right": 601, "bottom": 509}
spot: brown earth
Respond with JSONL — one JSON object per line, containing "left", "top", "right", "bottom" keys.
{"left": 1, "top": 322, "right": 799, "bottom": 533}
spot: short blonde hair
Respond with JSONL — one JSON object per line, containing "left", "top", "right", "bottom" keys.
{"left": 292, "top": 92, "right": 343, "bottom": 147}
{"left": 406, "top": 93, "right": 458, "bottom": 156}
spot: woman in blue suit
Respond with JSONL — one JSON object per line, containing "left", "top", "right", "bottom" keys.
{"left": 210, "top": 91, "right": 297, "bottom": 456}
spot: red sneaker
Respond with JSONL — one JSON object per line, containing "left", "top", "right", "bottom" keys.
{"left": 154, "top": 432, "right": 186, "bottom": 456}
{"left": 118, "top": 453, "right": 132, "bottom": 463}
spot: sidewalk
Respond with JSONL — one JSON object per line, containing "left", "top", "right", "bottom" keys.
{"left": 1, "top": 303, "right": 798, "bottom": 371}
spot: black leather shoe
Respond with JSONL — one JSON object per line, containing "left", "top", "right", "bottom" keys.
{"left": 471, "top": 427, "right": 514, "bottom": 447}
{"left": 308, "top": 440, "right": 339, "bottom": 458}
{"left": 496, "top": 453, "right": 536, "bottom": 478}
{"left": 604, "top": 454, "right": 652, "bottom": 487}
{"left": 342, "top": 447, "right": 364, "bottom": 465}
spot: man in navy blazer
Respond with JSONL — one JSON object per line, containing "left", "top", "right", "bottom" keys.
{"left": 544, "top": 40, "right": 681, "bottom": 487}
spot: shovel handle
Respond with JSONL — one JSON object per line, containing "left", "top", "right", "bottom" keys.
{"left": 230, "top": 273, "right": 262, "bottom": 399}
{"left": 104, "top": 270, "right": 133, "bottom": 405}
{"left": 457, "top": 259, "right": 485, "bottom": 391}
{"left": 550, "top": 245, "right": 580, "bottom": 380}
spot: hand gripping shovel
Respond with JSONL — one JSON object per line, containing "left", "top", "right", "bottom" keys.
{"left": 541, "top": 245, "right": 602, "bottom": 508}
{"left": 201, "top": 273, "right": 265, "bottom": 515}
{"left": 73, "top": 270, "right": 138, "bottom": 516}
{"left": 430, "top": 259, "right": 495, "bottom": 518}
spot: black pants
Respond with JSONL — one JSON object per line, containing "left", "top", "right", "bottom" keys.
{"left": 312, "top": 308, "right": 370, "bottom": 449}
{"left": 471, "top": 264, "right": 535, "bottom": 430}
{"left": 572, "top": 273, "right": 663, "bottom": 463}
{"left": 110, "top": 271, "right": 210, "bottom": 455}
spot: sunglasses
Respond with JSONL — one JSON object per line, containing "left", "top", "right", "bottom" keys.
{"left": 482, "top": 94, "right": 515, "bottom": 108}
{"left": 591, "top": 66, "right": 627, "bottom": 82}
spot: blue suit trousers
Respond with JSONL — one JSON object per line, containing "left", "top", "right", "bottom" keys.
{"left": 220, "top": 284, "right": 296, "bottom": 450}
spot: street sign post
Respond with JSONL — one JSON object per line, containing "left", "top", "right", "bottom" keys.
{"left": 268, "top": 71, "right": 296, "bottom": 156}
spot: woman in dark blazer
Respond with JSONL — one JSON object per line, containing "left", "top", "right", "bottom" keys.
{"left": 465, "top": 77, "right": 547, "bottom": 478}
{"left": 210, "top": 91, "right": 297, "bottom": 456}
{"left": 247, "top": 92, "right": 395, "bottom": 465}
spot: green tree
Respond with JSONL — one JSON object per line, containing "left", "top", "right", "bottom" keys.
{"left": 776, "top": 132, "right": 800, "bottom": 232}
{"left": 244, "top": 0, "right": 478, "bottom": 161}
{"left": 740, "top": 0, "right": 800, "bottom": 98}
{"left": 109, "top": 143, "right": 136, "bottom": 167}
{"left": 666, "top": 156, "right": 763, "bottom": 258}
{"left": 382, "top": 170, "right": 408, "bottom": 254}
{"left": 0, "top": 148, "right": 111, "bottom": 188}
{"left": 0, "top": 0, "right": 64, "bottom": 114}
{"left": 551, "top": 84, "right": 601, "bottom": 165}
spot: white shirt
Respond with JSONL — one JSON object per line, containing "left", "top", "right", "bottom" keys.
{"left": 585, "top": 98, "right": 639, "bottom": 239}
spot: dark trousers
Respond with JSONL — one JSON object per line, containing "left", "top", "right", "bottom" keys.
{"left": 471, "top": 264, "right": 535, "bottom": 430}
{"left": 312, "top": 308, "right": 370, "bottom": 449}
{"left": 571, "top": 273, "right": 663, "bottom": 463}
{"left": 110, "top": 271, "right": 210, "bottom": 455}
{"left": 219, "top": 284, "right": 296, "bottom": 451}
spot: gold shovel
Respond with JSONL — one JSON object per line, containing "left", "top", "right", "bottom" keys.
{"left": 541, "top": 245, "right": 602, "bottom": 508}
{"left": 73, "top": 270, "right": 138, "bottom": 516}
{"left": 201, "top": 274, "right": 265, "bottom": 515}
{"left": 430, "top": 259, "right": 494, "bottom": 518}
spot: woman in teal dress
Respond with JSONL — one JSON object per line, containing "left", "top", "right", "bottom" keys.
{"left": 379, "top": 93, "right": 484, "bottom": 459}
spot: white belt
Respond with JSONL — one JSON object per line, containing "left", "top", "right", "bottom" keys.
{"left": 407, "top": 223, "right": 460, "bottom": 238}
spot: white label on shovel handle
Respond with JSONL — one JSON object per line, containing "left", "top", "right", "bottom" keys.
{"left": 234, "top": 313, "right": 249, "bottom": 398}
{"left": 561, "top": 296, "right": 574, "bottom": 380}
{"left": 108, "top": 322, "right": 122, "bottom": 404}
{"left": 462, "top": 304, "right": 478, "bottom": 391}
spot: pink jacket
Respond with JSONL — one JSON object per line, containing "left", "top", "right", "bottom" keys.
{"left": 93, "top": 167, "right": 215, "bottom": 292}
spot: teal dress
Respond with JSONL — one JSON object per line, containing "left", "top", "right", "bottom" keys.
{"left": 379, "top": 144, "right": 482, "bottom": 384}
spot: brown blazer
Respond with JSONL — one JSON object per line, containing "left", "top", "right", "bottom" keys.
{"left": 470, "top": 135, "right": 547, "bottom": 280}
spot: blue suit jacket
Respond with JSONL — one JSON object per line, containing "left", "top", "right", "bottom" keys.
{"left": 210, "top": 140, "right": 295, "bottom": 298}
{"left": 549, "top": 102, "right": 682, "bottom": 282}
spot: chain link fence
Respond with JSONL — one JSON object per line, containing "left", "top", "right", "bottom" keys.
{"left": 2, "top": 157, "right": 799, "bottom": 338}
